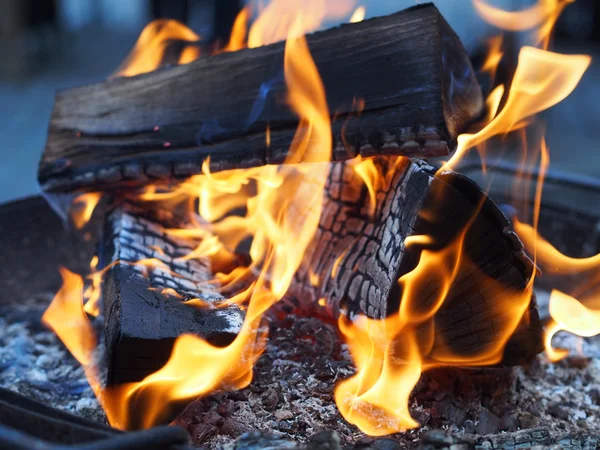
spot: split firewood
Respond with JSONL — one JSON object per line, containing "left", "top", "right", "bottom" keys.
{"left": 38, "top": 4, "right": 483, "bottom": 193}
{"left": 102, "top": 202, "right": 244, "bottom": 384}
{"left": 286, "top": 157, "right": 543, "bottom": 365}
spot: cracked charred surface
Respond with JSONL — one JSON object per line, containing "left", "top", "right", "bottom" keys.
{"left": 102, "top": 202, "right": 244, "bottom": 384}
{"left": 286, "top": 157, "right": 542, "bottom": 365}
{"left": 38, "top": 4, "right": 483, "bottom": 194}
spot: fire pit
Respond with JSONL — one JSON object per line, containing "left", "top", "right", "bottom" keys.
{"left": 1, "top": 1, "right": 599, "bottom": 449}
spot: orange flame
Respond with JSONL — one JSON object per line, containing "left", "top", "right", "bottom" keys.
{"left": 515, "top": 220, "right": 600, "bottom": 274}
{"left": 335, "top": 0, "right": 590, "bottom": 434}
{"left": 43, "top": 0, "right": 596, "bottom": 437}
{"left": 545, "top": 290, "right": 600, "bottom": 361}
{"left": 335, "top": 213, "right": 533, "bottom": 433}
{"left": 481, "top": 35, "right": 504, "bottom": 82}
{"left": 224, "top": 7, "right": 250, "bottom": 52}
{"left": 444, "top": 47, "right": 590, "bottom": 171}
{"left": 349, "top": 6, "right": 366, "bottom": 23}
{"left": 83, "top": 256, "right": 103, "bottom": 316}
{"left": 473, "top": 0, "right": 574, "bottom": 48}
{"left": 515, "top": 220, "right": 600, "bottom": 361}
{"left": 468, "top": 0, "right": 598, "bottom": 370}
{"left": 43, "top": 268, "right": 96, "bottom": 366}
{"left": 113, "top": 20, "right": 201, "bottom": 78}
{"left": 71, "top": 192, "right": 102, "bottom": 229}
{"left": 42, "top": 268, "right": 106, "bottom": 410}
{"left": 45, "top": 4, "right": 337, "bottom": 429}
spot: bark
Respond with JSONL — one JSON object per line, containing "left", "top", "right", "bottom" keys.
{"left": 102, "top": 202, "right": 244, "bottom": 384}
{"left": 38, "top": 4, "right": 482, "bottom": 194}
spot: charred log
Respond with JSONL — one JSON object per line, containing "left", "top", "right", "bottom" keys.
{"left": 38, "top": 4, "right": 483, "bottom": 194}
{"left": 287, "top": 158, "right": 543, "bottom": 365}
{"left": 102, "top": 202, "right": 244, "bottom": 384}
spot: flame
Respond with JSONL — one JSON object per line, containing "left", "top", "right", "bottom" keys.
{"left": 43, "top": 0, "right": 596, "bottom": 437}
{"left": 43, "top": 268, "right": 96, "bottom": 366}
{"left": 248, "top": 0, "right": 357, "bottom": 48}
{"left": 335, "top": 209, "right": 533, "bottom": 433}
{"left": 349, "top": 6, "right": 366, "bottom": 23}
{"left": 481, "top": 35, "right": 504, "bottom": 82}
{"left": 351, "top": 156, "right": 382, "bottom": 217}
{"left": 42, "top": 268, "right": 107, "bottom": 412}
{"left": 444, "top": 48, "right": 590, "bottom": 170}
{"left": 470, "top": 0, "right": 598, "bottom": 367}
{"left": 224, "top": 7, "right": 250, "bottom": 52}
{"left": 515, "top": 220, "right": 600, "bottom": 273}
{"left": 473, "top": 0, "right": 574, "bottom": 48}
{"left": 83, "top": 256, "right": 103, "bottom": 317}
{"left": 334, "top": 3, "right": 589, "bottom": 429}
{"left": 546, "top": 290, "right": 600, "bottom": 361}
{"left": 335, "top": 315, "right": 421, "bottom": 435}
{"left": 71, "top": 193, "right": 101, "bottom": 229}
{"left": 113, "top": 20, "right": 201, "bottom": 78}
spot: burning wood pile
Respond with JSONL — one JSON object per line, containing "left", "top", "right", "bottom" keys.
{"left": 8, "top": 0, "right": 600, "bottom": 448}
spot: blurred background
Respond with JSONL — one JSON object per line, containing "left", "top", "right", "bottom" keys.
{"left": 0, "top": 0, "right": 598, "bottom": 204}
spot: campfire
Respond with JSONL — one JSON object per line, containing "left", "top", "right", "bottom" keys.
{"left": 2, "top": 0, "right": 599, "bottom": 448}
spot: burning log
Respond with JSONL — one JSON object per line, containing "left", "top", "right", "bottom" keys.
{"left": 287, "top": 157, "right": 543, "bottom": 364}
{"left": 38, "top": 4, "right": 483, "bottom": 194}
{"left": 102, "top": 202, "right": 244, "bottom": 384}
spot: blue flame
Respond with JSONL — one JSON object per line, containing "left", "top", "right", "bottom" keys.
{"left": 196, "top": 72, "right": 284, "bottom": 145}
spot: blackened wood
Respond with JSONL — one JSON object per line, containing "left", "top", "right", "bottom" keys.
{"left": 102, "top": 202, "right": 244, "bottom": 384}
{"left": 38, "top": 3, "right": 483, "bottom": 193}
{"left": 287, "top": 158, "right": 542, "bottom": 365}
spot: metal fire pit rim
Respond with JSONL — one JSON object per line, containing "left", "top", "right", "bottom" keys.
{"left": 0, "top": 387, "right": 194, "bottom": 450}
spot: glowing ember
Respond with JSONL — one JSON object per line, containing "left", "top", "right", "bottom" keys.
{"left": 336, "top": 0, "right": 591, "bottom": 434}
{"left": 334, "top": 211, "right": 533, "bottom": 433}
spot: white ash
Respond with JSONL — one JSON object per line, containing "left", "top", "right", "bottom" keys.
{"left": 0, "top": 303, "right": 106, "bottom": 424}
{"left": 1, "top": 294, "right": 600, "bottom": 448}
